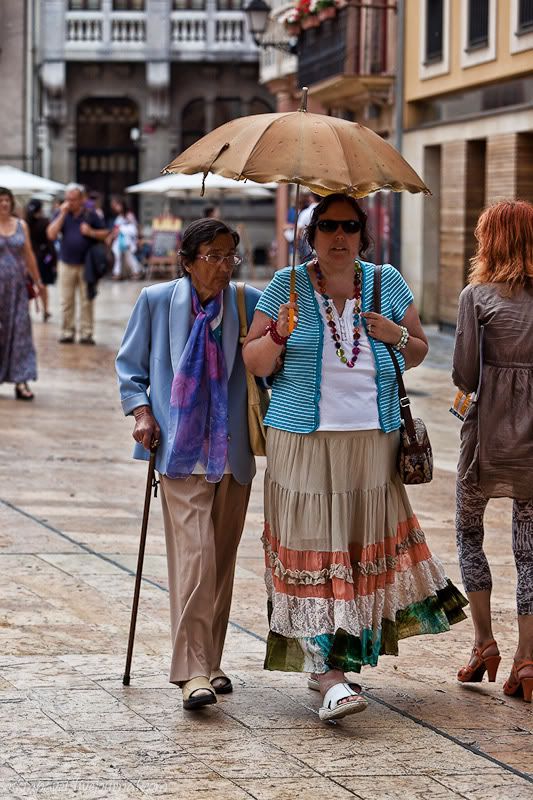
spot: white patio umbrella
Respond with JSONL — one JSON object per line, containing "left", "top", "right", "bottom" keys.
{"left": 126, "top": 172, "right": 276, "bottom": 198}
{"left": 0, "top": 165, "right": 65, "bottom": 195}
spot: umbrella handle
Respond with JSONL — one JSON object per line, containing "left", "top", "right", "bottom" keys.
{"left": 288, "top": 294, "right": 296, "bottom": 333}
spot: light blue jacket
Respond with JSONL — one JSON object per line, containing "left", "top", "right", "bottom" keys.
{"left": 116, "top": 277, "right": 261, "bottom": 484}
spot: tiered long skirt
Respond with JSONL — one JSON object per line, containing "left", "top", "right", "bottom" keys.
{"left": 263, "top": 427, "right": 467, "bottom": 674}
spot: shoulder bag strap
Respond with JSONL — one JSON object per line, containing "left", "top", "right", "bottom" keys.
{"left": 373, "top": 265, "right": 417, "bottom": 442}
{"left": 236, "top": 281, "right": 248, "bottom": 344}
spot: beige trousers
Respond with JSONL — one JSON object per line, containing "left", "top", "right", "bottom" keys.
{"left": 59, "top": 261, "right": 93, "bottom": 339}
{"left": 159, "top": 474, "right": 251, "bottom": 684}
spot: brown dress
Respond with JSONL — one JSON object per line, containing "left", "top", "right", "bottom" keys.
{"left": 452, "top": 282, "right": 533, "bottom": 500}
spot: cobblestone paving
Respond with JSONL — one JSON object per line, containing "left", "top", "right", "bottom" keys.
{"left": 0, "top": 280, "right": 531, "bottom": 799}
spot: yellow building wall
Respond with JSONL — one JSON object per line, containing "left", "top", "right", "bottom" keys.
{"left": 404, "top": 0, "right": 533, "bottom": 104}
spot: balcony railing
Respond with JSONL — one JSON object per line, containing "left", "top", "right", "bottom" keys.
{"left": 297, "top": 5, "right": 394, "bottom": 90}
{"left": 65, "top": 10, "right": 146, "bottom": 50}
{"left": 64, "top": 8, "right": 255, "bottom": 58}
{"left": 170, "top": 10, "right": 255, "bottom": 53}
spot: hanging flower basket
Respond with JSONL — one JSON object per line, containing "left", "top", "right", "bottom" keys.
{"left": 301, "top": 14, "right": 320, "bottom": 28}
{"left": 286, "top": 22, "right": 301, "bottom": 35}
{"left": 318, "top": 5, "right": 336, "bottom": 20}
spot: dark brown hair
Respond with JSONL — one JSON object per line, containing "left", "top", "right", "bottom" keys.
{"left": 0, "top": 187, "right": 16, "bottom": 214}
{"left": 179, "top": 218, "right": 240, "bottom": 267}
{"left": 304, "top": 193, "right": 371, "bottom": 256}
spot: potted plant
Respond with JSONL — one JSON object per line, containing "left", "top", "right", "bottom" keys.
{"left": 317, "top": 0, "right": 336, "bottom": 22}
{"left": 279, "top": 7, "right": 301, "bottom": 36}
{"left": 298, "top": 0, "right": 320, "bottom": 29}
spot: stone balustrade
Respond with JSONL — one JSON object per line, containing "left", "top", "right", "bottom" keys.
{"left": 64, "top": 8, "right": 255, "bottom": 58}
{"left": 170, "top": 10, "right": 254, "bottom": 52}
{"left": 66, "top": 12, "right": 104, "bottom": 45}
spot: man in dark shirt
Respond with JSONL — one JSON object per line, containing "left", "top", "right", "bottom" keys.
{"left": 47, "top": 183, "right": 109, "bottom": 344}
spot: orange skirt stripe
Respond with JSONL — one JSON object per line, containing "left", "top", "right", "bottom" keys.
{"left": 264, "top": 517, "right": 432, "bottom": 600}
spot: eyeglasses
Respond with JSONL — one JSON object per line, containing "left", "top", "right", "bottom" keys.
{"left": 317, "top": 219, "right": 362, "bottom": 234}
{"left": 196, "top": 253, "right": 242, "bottom": 267}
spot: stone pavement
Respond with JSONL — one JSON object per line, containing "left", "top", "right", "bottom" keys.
{"left": 0, "top": 279, "right": 531, "bottom": 800}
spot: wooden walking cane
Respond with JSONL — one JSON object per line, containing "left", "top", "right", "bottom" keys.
{"left": 123, "top": 445, "right": 158, "bottom": 686}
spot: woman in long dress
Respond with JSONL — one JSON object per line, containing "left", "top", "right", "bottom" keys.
{"left": 0, "top": 187, "right": 43, "bottom": 400}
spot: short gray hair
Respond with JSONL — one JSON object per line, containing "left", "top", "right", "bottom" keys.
{"left": 65, "top": 182, "right": 85, "bottom": 196}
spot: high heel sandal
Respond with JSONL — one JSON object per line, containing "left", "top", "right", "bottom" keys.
{"left": 15, "top": 383, "right": 34, "bottom": 401}
{"left": 503, "top": 660, "right": 533, "bottom": 703}
{"left": 457, "top": 639, "right": 501, "bottom": 683}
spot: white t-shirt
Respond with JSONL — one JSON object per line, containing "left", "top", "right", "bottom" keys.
{"left": 315, "top": 291, "right": 380, "bottom": 431}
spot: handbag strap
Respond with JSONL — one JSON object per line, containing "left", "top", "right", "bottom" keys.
{"left": 373, "top": 265, "right": 417, "bottom": 442}
{"left": 236, "top": 282, "right": 248, "bottom": 344}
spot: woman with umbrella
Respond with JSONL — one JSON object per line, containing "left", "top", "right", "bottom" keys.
{"left": 243, "top": 193, "right": 467, "bottom": 721}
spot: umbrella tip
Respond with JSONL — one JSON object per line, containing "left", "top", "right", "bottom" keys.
{"left": 299, "top": 87, "right": 309, "bottom": 112}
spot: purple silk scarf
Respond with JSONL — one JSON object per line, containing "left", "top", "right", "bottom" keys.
{"left": 166, "top": 287, "right": 228, "bottom": 482}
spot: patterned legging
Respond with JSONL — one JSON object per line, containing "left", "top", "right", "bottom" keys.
{"left": 456, "top": 479, "right": 533, "bottom": 615}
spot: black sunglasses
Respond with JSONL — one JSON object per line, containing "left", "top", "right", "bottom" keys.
{"left": 317, "top": 219, "right": 362, "bottom": 234}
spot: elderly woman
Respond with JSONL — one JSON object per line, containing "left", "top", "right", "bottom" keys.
{"left": 243, "top": 193, "right": 467, "bottom": 721}
{"left": 116, "top": 218, "right": 261, "bottom": 710}
{"left": 0, "top": 187, "right": 44, "bottom": 400}
{"left": 453, "top": 200, "right": 533, "bottom": 703}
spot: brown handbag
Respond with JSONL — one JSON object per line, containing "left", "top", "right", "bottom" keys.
{"left": 236, "top": 282, "right": 269, "bottom": 457}
{"left": 373, "top": 266, "right": 433, "bottom": 484}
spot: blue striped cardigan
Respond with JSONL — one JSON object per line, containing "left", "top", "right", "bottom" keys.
{"left": 256, "top": 260, "right": 414, "bottom": 434}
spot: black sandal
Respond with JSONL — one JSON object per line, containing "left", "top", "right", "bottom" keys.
{"left": 15, "top": 383, "right": 34, "bottom": 401}
{"left": 210, "top": 670, "right": 233, "bottom": 694}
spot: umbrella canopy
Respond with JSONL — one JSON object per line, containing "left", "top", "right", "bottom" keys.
{"left": 163, "top": 109, "right": 429, "bottom": 199}
{"left": 126, "top": 172, "right": 276, "bottom": 198}
{"left": 0, "top": 165, "right": 65, "bottom": 195}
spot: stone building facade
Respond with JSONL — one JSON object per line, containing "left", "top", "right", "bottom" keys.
{"left": 401, "top": 0, "right": 533, "bottom": 325}
{"left": 0, "top": 1, "right": 38, "bottom": 172}
{"left": 37, "top": 0, "right": 275, "bottom": 229}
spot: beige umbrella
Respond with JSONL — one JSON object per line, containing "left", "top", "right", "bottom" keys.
{"left": 163, "top": 95, "right": 428, "bottom": 198}
{"left": 163, "top": 89, "right": 429, "bottom": 327}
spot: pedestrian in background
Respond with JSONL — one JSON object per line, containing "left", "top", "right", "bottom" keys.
{"left": 26, "top": 198, "right": 57, "bottom": 322}
{"left": 296, "top": 191, "right": 320, "bottom": 261}
{"left": 47, "top": 183, "right": 109, "bottom": 345}
{"left": 116, "top": 218, "right": 261, "bottom": 711}
{"left": 0, "top": 187, "right": 44, "bottom": 400}
{"left": 109, "top": 196, "right": 143, "bottom": 281}
{"left": 243, "top": 193, "right": 467, "bottom": 721}
{"left": 453, "top": 199, "right": 533, "bottom": 703}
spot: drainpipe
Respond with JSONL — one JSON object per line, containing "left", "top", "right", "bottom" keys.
{"left": 392, "top": 0, "right": 404, "bottom": 271}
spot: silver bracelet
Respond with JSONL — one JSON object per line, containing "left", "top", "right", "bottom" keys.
{"left": 393, "top": 325, "right": 409, "bottom": 351}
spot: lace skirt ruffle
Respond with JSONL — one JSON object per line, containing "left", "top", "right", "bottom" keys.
{"left": 263, "top": 427, "right": 467, "bottom": 673}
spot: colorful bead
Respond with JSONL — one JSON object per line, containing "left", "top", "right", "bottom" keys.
{"left": 312, "top": 258, "right": 362, "bottom": 369}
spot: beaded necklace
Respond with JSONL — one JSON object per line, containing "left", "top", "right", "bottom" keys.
{"left": 313, "top": 258, "right": 362, "bottom": 369}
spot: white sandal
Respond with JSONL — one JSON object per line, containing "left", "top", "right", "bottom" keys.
{"left": 319, "top": 682, "right": 368, "bottom": 721}
{"left": 308, "top": 676, "right": 361, "bottom": 693}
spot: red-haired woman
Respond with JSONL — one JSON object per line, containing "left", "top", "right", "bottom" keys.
{"left": 453, "top": 199, "right": 533, "bottom": 703}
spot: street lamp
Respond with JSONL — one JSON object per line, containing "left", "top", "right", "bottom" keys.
{"left": 244, "top": 0, "right": 298, "bottom": 53}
